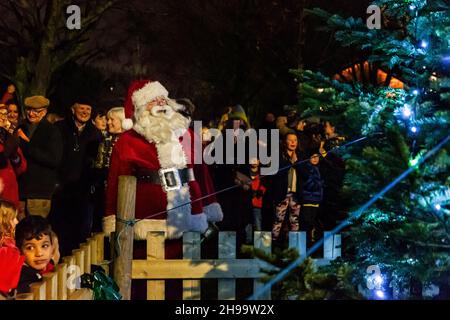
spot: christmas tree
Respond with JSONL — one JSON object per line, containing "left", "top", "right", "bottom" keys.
{"left": 255, "top": 0, "right": 450, "bottom": 300}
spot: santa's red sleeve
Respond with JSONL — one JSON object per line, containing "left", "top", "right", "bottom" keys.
{"left": 103, "top": 138, "right": 132, "bottom": 236}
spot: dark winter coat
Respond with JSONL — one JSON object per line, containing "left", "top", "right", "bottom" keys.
{"left": 54, "top": 117, "right": 101, "bottom": 194}
{"left": 19, "top": 119, "right": 63, "bottom": 199}
{"left": 298, "top": 162, "right": 324, "bottom": 204}
{"left": 50, "top": 118, "right": 101, "bottom": 256}
{"left": 320, "top": 152, "right": 345, "bottom": 206}
{"left": 17, "top": 261, "right": 55, "bottom": 294}
{"left": 16, "top": 264, "right": 42, "bottom": 294}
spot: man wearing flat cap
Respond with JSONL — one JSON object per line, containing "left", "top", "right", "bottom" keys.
{"left": 18, "top": 95, "right": 63, "bottom": 219}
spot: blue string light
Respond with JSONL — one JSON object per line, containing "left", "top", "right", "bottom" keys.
{"left": 376, "top": 290, "right": 385, "bottom": 299}
{"left": 402, "top": 104, "right": 412, "bottom": 118}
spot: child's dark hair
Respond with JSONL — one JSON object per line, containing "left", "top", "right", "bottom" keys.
{"left": 92, "top": 107, "right": 107, "bottom": 120}
{"left": 15, "top": 215, "right": 53, "bottom": 249}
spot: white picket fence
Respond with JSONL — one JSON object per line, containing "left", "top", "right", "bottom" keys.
{"left": 131, "top": 230, "right": 341, "bottom": 300}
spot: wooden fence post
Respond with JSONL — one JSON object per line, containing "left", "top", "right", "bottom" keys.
{"left": 218, "top": 232, "right": 236, "bottom": 300}
{"left": 63, "top": 256, "right": 76, "bottom": 297}
{"left": 146, "top": 231, "right": 165, "bottom": 300}
{"left": 183, "top": 232, "right": 201, "bottom": 300}
{"left": 30, "top": 282, "right": 46, "bottom": 300}
{"left": 288, "top": 232, "right": 307, "bottom": 258}
{"left": 89, "top": 237, "right": 98, "bottom": 266}
{"left": 80, "top": 243, "right": 91, "bottom": 274}
{"left": 94, "top": 233, "right": 105, "bottom": 263}
{"left": 113, "top": 175, "right": 136, "bottom": 300}
{"left": 43, "top": 272, "right": 58, "bottom": 300}
{"left": 324, "top": 232, "right": 341, "bottom": 260}
{"left": 73, "top": 249, "right": 84, "bottom": 275}
{"left": 56, "top": 263, "right": 68, "bottom": 300}
{"left": 253, "top": 231, "right": 272, "bottom": 300}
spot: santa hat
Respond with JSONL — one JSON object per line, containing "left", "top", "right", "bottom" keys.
{"left": 122, "top": 80, "right": 182, "bottom": 131}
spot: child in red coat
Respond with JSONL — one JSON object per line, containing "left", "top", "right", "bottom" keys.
{"left": 249, "top": 158, "right": 266, "bottom": 233}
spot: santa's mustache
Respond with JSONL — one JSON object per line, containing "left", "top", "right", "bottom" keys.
{"left": 150, "top": 105, "right": 174, "bottom": 119}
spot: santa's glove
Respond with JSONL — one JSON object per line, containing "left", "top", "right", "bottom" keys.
{"left": 201, "top": 222, "right": 219, "bottom": 243}
{"left": 204, "top": 202, "right": 224, "bottom": 223}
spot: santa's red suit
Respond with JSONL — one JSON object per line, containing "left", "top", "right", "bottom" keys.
{"left": 103, "top": 80, "right": 223, "bottom": 248}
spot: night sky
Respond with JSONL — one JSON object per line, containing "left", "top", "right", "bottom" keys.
{"left": 0, "top": 0, "right": 372, "bottom": 123}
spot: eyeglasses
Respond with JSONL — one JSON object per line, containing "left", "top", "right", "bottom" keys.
{"left": 26, "top": 107, "right": 46, "bottom": 114}
{"left": 148, "top": 96, "right": 169, "bottom": 106}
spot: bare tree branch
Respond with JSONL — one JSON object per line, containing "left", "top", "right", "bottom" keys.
{"left": 0, "top": 71, "right": 14, "bottom": 82}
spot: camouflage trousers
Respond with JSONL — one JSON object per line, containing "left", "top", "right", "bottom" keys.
{"left": 272, "top": 193, "right": 300, "bottom": 241}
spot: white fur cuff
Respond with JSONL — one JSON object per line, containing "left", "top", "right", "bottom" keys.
{"left": 189, "top": 213, "right": 208, "bottom": 233}
{"left": 122, "top": 118, "right": 134, "bottom": 131}
{"left": 102, "top": 215, "right": 116, "bottom": 237}
{"left": 204, "top": 202, "right": 223, "bottom": 222}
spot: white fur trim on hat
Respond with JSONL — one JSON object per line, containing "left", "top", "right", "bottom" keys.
{"left": 189, "top": 213, "right": 208, "bottom": 233}
{"left": 122, "top": 118, "right": 134, "bottom": 131}
{"left": 167, "top": 99, "right": 185, "bottom": 112}
{"left": 132, "top": 81, "right": 169, "bottom": 110}
{"left": 204, "top": 202, "right": 223, "bottom": 222}
{"left": 102, "top": 215, "right": 116, "bottom": 237}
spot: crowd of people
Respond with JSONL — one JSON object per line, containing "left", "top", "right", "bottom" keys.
{"left": 0, "top": 82, "right": 346, "bottom": 298}
{"left": 206, "top": 105, "right": 346, "bottom": 250}
{"left": 0, "top": 83, "right": 129, "bottom": 298}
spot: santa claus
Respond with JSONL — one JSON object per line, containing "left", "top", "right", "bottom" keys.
{"left": 103, "top": 80, "right": 223, "bottom": 247}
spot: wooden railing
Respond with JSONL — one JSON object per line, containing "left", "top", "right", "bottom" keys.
{"left": 130, "top": 229, "right": 341, "bottom": 300}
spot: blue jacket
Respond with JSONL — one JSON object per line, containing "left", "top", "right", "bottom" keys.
{"left": 299, "top": 162, "right": 324, "bottom": 203}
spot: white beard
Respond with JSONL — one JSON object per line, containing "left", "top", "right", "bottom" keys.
{"left": 133, "top": 104, "right": 191, "bottom": 144}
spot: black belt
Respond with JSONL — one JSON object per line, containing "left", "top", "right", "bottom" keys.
{"left": 135, "top": 167, "right": 195, "bottom": 192}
